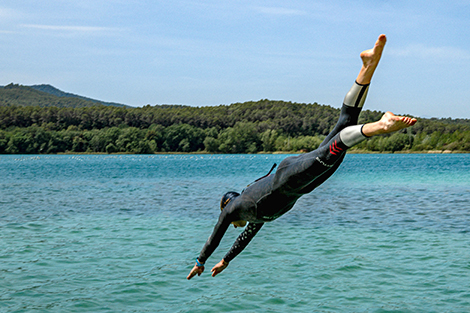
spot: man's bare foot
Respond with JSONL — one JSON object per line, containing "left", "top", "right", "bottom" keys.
{"left": 361, "top": 34, "right": 387, "bottom": 68}
{"left": 356, "top": 34, "right": 387, "bottom": 85}
{"left": 362, "top": 111, "right": 417, "bottom": 137}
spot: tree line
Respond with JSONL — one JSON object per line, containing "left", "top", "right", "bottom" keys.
{"left": 1, "top": 101, "right": 470, "bottom": 154}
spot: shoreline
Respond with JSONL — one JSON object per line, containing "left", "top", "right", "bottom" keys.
{"left": 346, "top": 149, "right": 467, "bottom": 154}
{"left": 2, "top": 149, "right": 464, "bottom": 156}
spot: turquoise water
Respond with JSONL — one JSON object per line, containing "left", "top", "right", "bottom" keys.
{"left": 1, "top": 154, "right": 470, "bottom": 312}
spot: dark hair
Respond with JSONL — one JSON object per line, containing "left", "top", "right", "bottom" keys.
{"left": 220, "top": 191, "right": 240, "bottom": 210}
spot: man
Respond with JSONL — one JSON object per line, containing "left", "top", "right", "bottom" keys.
{"left": 187, "top": 34, "right": 417, "bottom": 280}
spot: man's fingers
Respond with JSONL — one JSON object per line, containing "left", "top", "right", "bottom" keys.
{"left": 187, "top": 265, "right": 204, "bottom": 280}
{"left": 187, "top": 270, "right": 197, "bottom": 280}
{"left": 211, "top": 267, "right": 224, "bottom": 277}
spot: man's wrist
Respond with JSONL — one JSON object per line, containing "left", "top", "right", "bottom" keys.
{"left": 196, "top": 258, "right": 205, "bottom": 267}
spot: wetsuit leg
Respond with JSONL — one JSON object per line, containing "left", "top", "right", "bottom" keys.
{"left": 297, "top": 81, "right": 370, "bottom": 190}
{"left": 273, "top": 81, "right": 371, "bottom": 195}
{"left": 319, "top": 81, "right": 369, "bottom": 148}
{"left": 294, "top": 126, "right": 366, "bottom": 195}
{"left": 296, "top": 154, "right": 345, "bottom": 194}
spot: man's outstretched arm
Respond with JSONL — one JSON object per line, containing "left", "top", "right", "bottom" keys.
{"left": 187, "top": 209, "right": 234, "bottom": 280}
{"left": 211, "top": 222, "right": 264, "bottom": 277}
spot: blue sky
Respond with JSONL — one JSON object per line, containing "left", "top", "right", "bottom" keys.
{"left": 1, "top": 0, "right": 469, "bottom": 118}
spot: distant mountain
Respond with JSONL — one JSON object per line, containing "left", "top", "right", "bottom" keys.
{"left": 0, "top": 83, "right": 129, "bottom": 108}
{"left": 30, "top": 84, "right": 129, "bottom": 108}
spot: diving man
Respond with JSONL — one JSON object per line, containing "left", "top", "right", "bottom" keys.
{"left": 187, "top": 34, "right": 417, "bottom": 280}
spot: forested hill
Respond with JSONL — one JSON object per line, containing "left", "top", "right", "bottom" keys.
{"left": 1, "top": 85, "right": 470, "bottom": 154}
{"left": 0, "top": 83, "right": 128, "bottom": 108}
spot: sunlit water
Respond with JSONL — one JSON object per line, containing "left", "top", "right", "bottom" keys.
{"left": 1, "top": 154, "right": 470, "bottom": 312}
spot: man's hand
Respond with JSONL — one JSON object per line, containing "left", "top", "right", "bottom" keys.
{"left": 211, "top": 259, "right": 229, "bottom": 277}
{"left": 187, "top": 263, "right": 205, "bottom": 280}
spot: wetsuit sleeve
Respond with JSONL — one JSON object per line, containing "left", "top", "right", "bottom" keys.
{"left": 223, "top": 222, "right": 264, "bottom": 263}
{"left": 198, "top": 209, "right": 235, "bottom": 263}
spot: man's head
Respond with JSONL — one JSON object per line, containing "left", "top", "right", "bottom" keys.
{"left": 220, "top": 191, "right": 246, "bottom": 228}
{"left": 220, "top": 191, "right": 240, "bottom": 211}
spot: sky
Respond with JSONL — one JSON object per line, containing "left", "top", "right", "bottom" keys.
{"left": 1, "top": 0, "right": 470, "bottom": 118}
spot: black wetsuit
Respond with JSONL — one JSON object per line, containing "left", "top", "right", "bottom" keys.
{"left": 197, "top": 82, "right": 370, "bottom": 264}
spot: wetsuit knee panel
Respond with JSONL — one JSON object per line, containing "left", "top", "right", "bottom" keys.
{"left": 339, "top": 124, "right": 367, "bottom": 147}
{"left": 343, "top": 81, "right": 369, "bottom": 108}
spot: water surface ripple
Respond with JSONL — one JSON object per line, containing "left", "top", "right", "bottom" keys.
{"left": 1, "top": 154, "right": 470, "bottom": 312}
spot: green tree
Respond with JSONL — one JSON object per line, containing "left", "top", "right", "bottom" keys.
{"left": 261, "top": 129, "right": 279, "bottom": 152}
{"left": 0, "top": 130, "right": 8, "bottom": 153}
{"left": 289, "top": 136, "right": 323, "bottom": 152}
{"left": 381, "top": 133, "right": 412, "bottom": 152}
{"left": 162, "top": 123, "right": 205, "bottom": 152}
{"left": 116, "top": 127, "right": 146, "bottom": 153}
{"left": 218, "top": 122, "right": 260, "bottom": 153}
{"left": 204, "top": 137, "right": 219, "bottom": 153}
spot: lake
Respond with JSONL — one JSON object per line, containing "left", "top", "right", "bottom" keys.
{"left": 1, "top": 153, "right": 470, "bottom": 312}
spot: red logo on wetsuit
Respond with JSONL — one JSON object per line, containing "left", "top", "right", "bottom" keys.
{"left": 329, "top": 140, "right": 343, "bottom": 155}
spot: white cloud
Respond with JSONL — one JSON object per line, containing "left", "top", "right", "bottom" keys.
{"left": 0, "top": 7, "right": 18, "bottom": 18}
{"left": 389, "top": 44, "right": 470, "bottom": 60}
{"left": 21, "top": 24, "right": 122, "bottom": 34}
